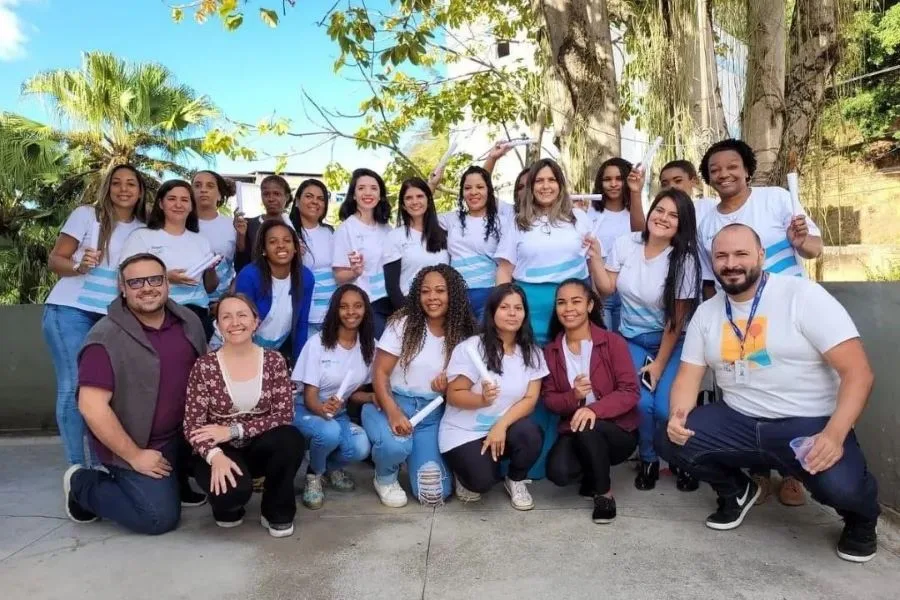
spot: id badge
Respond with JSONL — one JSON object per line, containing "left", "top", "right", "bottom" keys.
{"left": 734, "top": 360, "right": 749, "bottom": 384}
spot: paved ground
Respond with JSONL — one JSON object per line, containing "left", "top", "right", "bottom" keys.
{"left": 2, "top": 437, "right": 899, "bottom": 600}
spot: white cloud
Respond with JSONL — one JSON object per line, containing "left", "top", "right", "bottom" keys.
{"left": 0, "top": 0, "right": 28, "bottom": 61}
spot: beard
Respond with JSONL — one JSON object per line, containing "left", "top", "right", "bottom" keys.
{"left": 716, "top": 264, "right": 762, "bottom": 296}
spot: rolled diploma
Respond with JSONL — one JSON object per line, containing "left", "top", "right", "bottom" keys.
{"left": 638, "top": 136, "right": 663, "bottom": 171}
{"left": 570, "top": 194, "right": 605, "bottom": 201}
{"left": 501, "top": 138, "right": 539, "bottom": 148}
{"left": 466, "top": 344, "right": 497, "bottom": 386}
{"left": 580, "top": 339, "right": 596, "bottom": 405}
{"left": 435, "top": 139, "right": 458, "bottom": 174}
{"left": 787, "top": 172, "right": 801, "bottom": 208}
{"left": 186, "top": 253, "right": 220, "bottom": 280}
{"left": 326, "top": 369, "right": 355, "bottom": 418}
{"left": 87, "top": 221, "right": 100, "bottom": 250}
{"left": 235, "top": 183, "right": 244, "bottom": 213}
{"left": 408, "top": 396, "right": 444, "bottom": 428}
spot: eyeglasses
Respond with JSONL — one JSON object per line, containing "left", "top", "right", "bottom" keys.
{"left": 124, "top": 275, "right": 166, "bottom": 290}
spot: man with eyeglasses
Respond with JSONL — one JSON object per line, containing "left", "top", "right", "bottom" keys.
{"left": 62, "top": 253, "right": 208, "bottom": 534}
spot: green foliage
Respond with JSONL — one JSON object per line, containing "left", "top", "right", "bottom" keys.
{"left": 865, "top": 259, "right": 900, "bottom": 281}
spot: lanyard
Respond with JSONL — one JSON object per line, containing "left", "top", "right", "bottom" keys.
{"left": 724, "top": 272, "right": 768, "bottom": 359}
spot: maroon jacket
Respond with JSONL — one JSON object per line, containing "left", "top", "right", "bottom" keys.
{"left": 542, "top": 323, "right": 640, "bottom": 433}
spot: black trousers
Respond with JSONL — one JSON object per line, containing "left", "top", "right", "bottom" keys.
{"left": 442, "top": 419, "right": 543, "bottom": 494}
{"left": 185, "top": 304, "right": 214, "bottom": 342}
{"left": 546, "top": 421, "right": 638, "bottom": 496}
{"left": 193, "top": 425, "right": 305, "bottom": 524}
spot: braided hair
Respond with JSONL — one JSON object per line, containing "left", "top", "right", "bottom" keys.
{"left": 388, "top": 264, "right": 476, "bottom": 370}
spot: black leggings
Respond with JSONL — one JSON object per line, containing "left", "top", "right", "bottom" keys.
{"left": 546, "top": 421, "right": 638, "bottom": 496}
{"left": 442, "top": 419, "right": 543, "bottom": 494}
{"left": 193, "top": 425, "right": 305, "bottom": 524}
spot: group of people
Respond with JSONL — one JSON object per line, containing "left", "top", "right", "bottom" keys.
{"left": 42, "top": 137, "right": 880, "bottom": 563}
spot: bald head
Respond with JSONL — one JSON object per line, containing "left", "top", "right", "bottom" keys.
{"left": 711, "top": 224, "right": 766, "bottom": 296}
{"left": 712, "top": 223, "right": 762, "bottom": 252}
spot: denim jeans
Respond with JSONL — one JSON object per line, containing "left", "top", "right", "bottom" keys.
{"left": 69, "top": 442, "right": 181, "bottom": 535}
{"left": 626, "top": 330, "right": 684, "bottom": 462}
{"left": 42, "top": 304, "right": 102, "bottom": 466}
{"left": 602, "top": 292, "right": 621, "bottom": 334}
{"left": 467, "top": 287, "right": 492, "bottom": 326}
{"left": 361, "top": 392, "right": 452, "bottom": 504}
{"left": 656, "top": 402, "right": 881, "bottom": 522}
{"left": 294, "top": 402, "right": 371, "bottom": 474}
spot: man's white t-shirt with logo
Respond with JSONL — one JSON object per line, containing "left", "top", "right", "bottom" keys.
{"left": 302, "top": 225, "right": 336, "bottom": 325}
{"left": 697, "top": 186, "right": 821, "bottom": 282}
{"left": 494, "top": 208, "right": 593, "bottom": 283}
{"left": 682, "top": 275, "right": 858, "bottom": 419}
{"left": 197, "top": 214, "right": 237, "bottom": 303}
{"left": 292, "top": 332, "right": 372, "bottom": 412}
{"left": 587, "top": 206, "right": 631, "bottom": 259}
{"left": 120, "top": 227, "right": 214, "bottom": 308}
{"left": 382, "top": 226, "right": 450, "bottom": 296}
{"left": 45, "top": 206, "right": 144, "bottom": 314}
{"left": 377, "top": 316, "right": 444, "bottom": 399}
{"left": 332, "top": 215, "right": 392, "bottom": 302}
{"left": 606, "top": 232, "right": 699, "bottom": 338}
{"left": 441, "top": 213, "right": 504, "bottom": 289}
{"left": 440, "top": 336, "right": 548, "bottom": 453}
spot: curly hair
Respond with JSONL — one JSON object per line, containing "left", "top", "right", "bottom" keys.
{"left": 388, "top": 264, "right": 475, "bottom": 370}
{"left": 320, "top": 284, "right": 375, "bottom": 366}
{"left": 699, "top": 138, "right": 757, "bottom": 184}
{"left": 456, "top": 166, "right": 500, "bottom": 243}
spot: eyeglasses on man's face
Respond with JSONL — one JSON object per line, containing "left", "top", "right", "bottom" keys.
{"left": 125, "top": 275, "right": 166, "bottom": 290}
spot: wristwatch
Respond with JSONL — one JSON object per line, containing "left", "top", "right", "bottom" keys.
{"left": 229, "top": 424, "right": 242, "bottom": 441}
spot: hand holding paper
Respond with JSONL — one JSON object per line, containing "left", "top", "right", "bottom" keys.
{"left": 466, "top": 344, "right": 498, "bottom": 387}
{"left": 408, "top": 396, "right": 444, "bottom": 428}
{"left": 186, "top": 254, "right": 222, "bottom": 280}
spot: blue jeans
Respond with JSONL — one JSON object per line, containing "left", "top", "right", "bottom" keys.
{"left": 602, "top": 292, "right": 621, "bottom": 334}
{"left": 656, "top": 402, "right": 881, "bottom": 522}
{"left": 361, "top": 392, "right": 452, "bottom": 504}
{"left": 42, "top": 304, "right": 102, "bottom": 466}
{"left": 294, "top": 403, "right": 371, "bottom": 474}
{"left": 467, "top": 287, "right": 492, "bottom": 325}
{"left": 627, "top": 330, "right": 684, "bottom": 462}
{"left": 70, "top": 443, "right": 181, "bottom": 535}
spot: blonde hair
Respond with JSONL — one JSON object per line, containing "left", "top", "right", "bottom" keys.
{"left": 515, "top": 158, "right": 575, "bottom": 231}
{"left": 93, "top": 164, "right": 148, "bottom": 256}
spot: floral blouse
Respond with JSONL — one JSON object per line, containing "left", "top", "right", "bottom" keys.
{"left": 183, "top": 348, "right": 294, "bottom": 460}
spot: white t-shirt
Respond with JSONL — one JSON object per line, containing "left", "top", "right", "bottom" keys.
{"left": 197, "top": 214, "right": 237, "bottom": 302}
{"left": 377, "top": 316, "right": 445, "bottom": 399}
{"left": 440, "top": 336, "right": 548, "bottom": 452}
{"left": 45, "top": 206, "right": 143, "bottom": 314}
{"left": 697, "top": 186, "right": 821, "bottom": 282}
{"left": 302, "top": 225, "right": 336, "bottom": 324}
{"left": 382, "top": 226, "right": 450, "bottom": 296}
{"left": 494, "top": 208, "right": 593, "bottom": 283}
{"left": 291, "top": 332, "right": 372, "bottom": 414}
{"left": 693, "top": 197, "right": 718, "bottom": 228}
{"left": 587, "top": 206, "right": 632, "bottom": 259}
{"left": 441, "top": 213, "right": 503, "bottom": 289}
{"left": 682, "top": 275, "right": 858, "bottom": 418}
{"left": 332, "top": 215, "right": 392, "bottom": 302}
{"left": 253, "top": 276, "right": 293, "bottom": 349}
{"left": 606, "top": 232, "right": 699, "bottom": 339}
{"left": 120, "top": 227, "right": 213, "bottom": 308}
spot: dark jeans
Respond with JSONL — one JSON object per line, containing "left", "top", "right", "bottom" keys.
{"left": 193, "top": 425, "right": 305, "bottom": 524}
{"left": 656, "top": 402, "right": 880, "bottom": 522}
{"left": 371, "top": 297, "right": 393, "bottom": 340}
{"left": 184, "top": 304, "right": 213, "bottom": 342}
{"left": 442, "top": 419, "right": 543, "bottom": 494}
{"left": 546, "top": 421, "right": 638, "bottom": 496}
{"left": 70, "top": 442, "right": 180, "bottom": 535}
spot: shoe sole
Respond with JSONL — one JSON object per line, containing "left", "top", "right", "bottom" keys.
{"left": 837, "top": 548, "right": 876, "bottom": 563}
{"left": 592, "top": 517, "right": 614, "bottom": 524}
{"left": 260, "top": 516, "right": 294, "bottom": 538}
{"left": 63, "top": 464, "right": 97, "bottom": 524}
{"left": 302, "top": 498, "right": 324, "bottom": 510}
{"left": 706, "top": 484, "right": 762, "bottom": 531}
{"left": 216, "top": 519, "right": 244, "bottom": 528}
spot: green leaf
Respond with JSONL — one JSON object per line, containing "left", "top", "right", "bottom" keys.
{"left": 218, "top": 0, "right": 238, "bottom": 19}
{"left": 171, "top": 7, "right": 184, "bottom": 23}
{"left": 274, "top": 155, "right": 288, "bottom": 174}
{"left": 260, "top": 8, "right": 279, "bottom": 28}
{"left": 224, "top": 13, "right": 244, "bottom": 31}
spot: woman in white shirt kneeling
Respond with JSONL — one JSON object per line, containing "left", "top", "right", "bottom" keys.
{"left": 441, "top": 283, "right": 548, "bottom": 510}
{"left": 292, "top": 284, "right": 375, "bottom": 510}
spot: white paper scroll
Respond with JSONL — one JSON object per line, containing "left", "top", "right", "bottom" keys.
{"left": 235, "top": 182, "right": 245, "bottom": 214}
{"left": 186, "top": 253, "right": 221, "bottom": 280}
{"left": 324, "top": 369, "right": 356, "bottom": 418}
{"left": 500, "top": 137, "right": 539, "bottom": 148}
{"left": 87, "top": 221, "right": 100, "bottom": 250}
{"left": 580, "top": 339, "right": 596, "bottom": 405}
{"left": 466, "top": 343, "right": 498, "bottom": 386}
{"left": 434, "top": 138, "right": 458, "bottom": 175}
{"left": 569, "top": 194, "right": 605, "bottom": 201}
{"left": 408, "top": 396, "right": 444, "bottom": 427}
{"left": 637, "top": 136, "right": 663, "bottom": 173}
{"left": 787, "top": 172, "right": 801, "bottom": 208}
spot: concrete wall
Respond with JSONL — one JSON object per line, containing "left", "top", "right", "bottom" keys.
{"left": 2, "top": 284, "right": 899, "bottom": 510}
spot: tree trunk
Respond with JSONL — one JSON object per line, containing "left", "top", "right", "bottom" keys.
{"left": 689, "top": 0, "right": 731, "bottom": 147}
{"left": 741, "top": 0, "right": 786, "bottom": 184}
{"left": 535, "top": 0, "right": 621, "bottom": 192}
{"left": 770, "top": 0, "right": 840, "bottom": 187}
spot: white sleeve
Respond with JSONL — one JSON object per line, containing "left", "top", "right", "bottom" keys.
{"left": 60, "top": 206, "right": 93, "bottom": 245}
{"left": 699, "top": 241, "right": 715, "bottom": 281}
{"left": 681, "top": 309, "right": 709, "bottom": 366}
{"left": 376, "top": 317, "right": 404, "bottom": 357}
{"left": 119, "top": 229, "right": 149, "bottom": 264}
{"left": 605, "top": 235, "right": 629, "bottom": 273}
{"left": 797, "top": 282, "right": 859, "bottom": 354}
{"left": 527, "top": 346, "right": 550, "bottom": 380}
{"left": 676, "top": 254, "right": 700, "bottom": 300}
{"left": 438, "top": 212, "right": 453, "bottom": 229}
{"left": 291, "top": 335, "right": 322, "bottom": 386}
{"left": 331, "top": 222, "right": 353, "bottom": 268}
{"left": 446, "top": 339, "right": 481, "bottom": 383}
{"left": 382, "top": 229, "right": 404, "bottom": 264}
{"left": 493, "top": 222, "right": 518, "bottom": 265}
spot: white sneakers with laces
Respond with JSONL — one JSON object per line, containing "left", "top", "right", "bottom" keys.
{"left": 373, "top": 477, "right": 409, "bottom": 508}
{"left": 504, "top": 477, "right": 534, "bottom": 511}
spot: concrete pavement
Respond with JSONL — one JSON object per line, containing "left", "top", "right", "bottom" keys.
{"left": 2, "top": 437, "right": 899, "bottom": 600}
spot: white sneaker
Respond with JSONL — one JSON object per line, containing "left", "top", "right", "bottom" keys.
{"left": 260, "top": 515, "right": 294, "bottom": 538}
{"left": 454, "top": 476, "right": 482, "bottom": 503}
{"left": 373, "top": 477, "right": 408, "bottom": 508}
{"left": 215, "top": 518, "right": 243, "bottom": 528}
{"left": 504, "top": 477, "right": 534, "bottom": 511}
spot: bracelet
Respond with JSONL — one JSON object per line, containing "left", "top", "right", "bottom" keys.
{"left": 229, "top": 423, "right": 241, "bottom": 441}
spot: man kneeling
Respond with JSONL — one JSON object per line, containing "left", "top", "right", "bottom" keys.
{"left": 63, "top": 254, "right": 208, "bottom": 534}
{"left": 658, "top": 224, "right": 879, "bottom": 563}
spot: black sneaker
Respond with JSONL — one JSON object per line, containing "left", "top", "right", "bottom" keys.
{"left": 634, "top": 461, "right": 659, "bottom": 491}
{"left": 592, "top": 495, "right": 616, "bottom": 524}
{"left": 63, "top": 464, "right": 98, "bottom": 524}
{"left": 705, "top": 477, "right": 760, "bottom": 530}
{"left": 180, "top": 485, "right": 208, "bottom": 507}
{"left": 837, "top": 519, "right": 877, "bottom": 563}
{"left": 675, "top": 467, "right": 700, "bottom": 492}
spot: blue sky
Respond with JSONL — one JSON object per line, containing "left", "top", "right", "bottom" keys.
{"left": 0, "top": 0, "right": 395, "bottom": 175}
